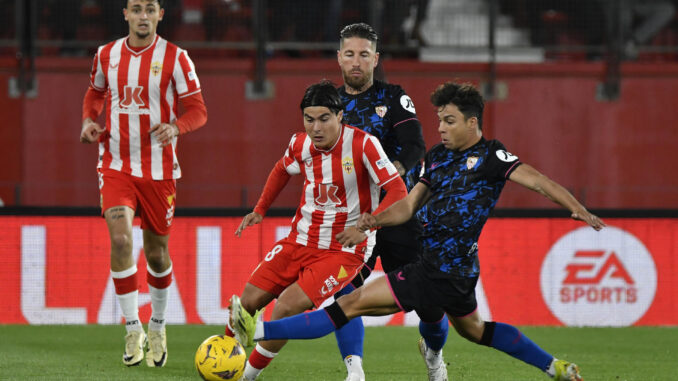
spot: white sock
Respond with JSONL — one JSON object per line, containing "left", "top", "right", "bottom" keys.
{"left": 252, "top": 320, "right": 264, "bottom": 341}
{"left": 344, "top": 355, "right": 364, "bottom": 376}
{"left": 117, "top": 290, "right": 142, "bottom": 333}
{"left": 112, "top": 266, "right": 142, "bottom": 333}
{"left": 147, "top": 264, "right": 172, "bottom": 332}
{"left": 546, "top": 358, "right": 557, "bottom": 377}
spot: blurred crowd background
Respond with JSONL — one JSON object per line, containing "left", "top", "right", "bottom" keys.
{"left": 4, "top": 0, "right": 678, "bottom": 61}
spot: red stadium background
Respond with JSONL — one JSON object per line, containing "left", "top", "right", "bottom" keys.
{"left": 1, "top": 216, "right": 675, "bottom": 327}
{"left": 0, "top": 58, "right": 677, "bottom": 209}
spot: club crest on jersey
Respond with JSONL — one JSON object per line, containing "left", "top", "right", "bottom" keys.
{"left": 342, "top": 157, "right": 354, "bottom": 174}
{"left": 151, "top": 61, "right": 163, "bottom": 76}
{"left": 375, "top": 105, "right": 388, "bottom": 118}
{"left": 466, "top": 156, "right": 479, "bottom": 170}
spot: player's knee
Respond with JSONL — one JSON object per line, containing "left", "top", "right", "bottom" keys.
{"left": 144, "top": 247, "right": 167, "bottom": 270}
{"left": 109, "top": 233, "right": 132, "bottom": 254}
{"left": 325, "top": 301, "right": 350, "bottom": 329}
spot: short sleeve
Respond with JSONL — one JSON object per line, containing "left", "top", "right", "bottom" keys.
{"left": 89, "top": 48, "right": 106, "bottom": 91}
{"left": 362, "top": 135, "right": 399, "bottom": 186}
{"left": 485, "top": 140, "right": 522, "bottom": 180}
{"left": 281, "top": 133, "right": 302, "bottom": 175}
{"left": 174, "top": 50, "right": 201, "bottom": 98}
{"left": 386, "top": 86, "right": 418, "bottom": 125}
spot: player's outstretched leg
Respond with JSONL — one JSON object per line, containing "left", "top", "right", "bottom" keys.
{"left": 476, "top": 321, "right": 583, "bottom": 380}
{"left": 550, "top": 359, "right": 582, "bottom": 381}
{"left": 333, "top": 284, "right": 365, "bottom": 381}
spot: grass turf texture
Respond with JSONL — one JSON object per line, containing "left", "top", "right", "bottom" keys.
{"left": 0, "top": 325, "right": 675, "bottom": 380}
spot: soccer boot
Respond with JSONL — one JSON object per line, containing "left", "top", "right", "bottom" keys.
{"left": 345, "top": 373, "right": 366, "bottom": 381}
{"left": 418, "top": 337, "right": 448, "bottom": 381}
{"left": 122, "top": 329, "right": 146, "bottom": 366}
{"left": 553, "top": 359, "right": 582, "bottom": 381}
{"left": 229, "top": 295, "right": 264, "bottom": 347}
{"left": 145, "top": 328, "right": 167, "bottom": 367}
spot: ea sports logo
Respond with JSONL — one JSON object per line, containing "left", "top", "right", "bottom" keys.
{"left": 540, "top": 226, "right": 656, "bottom": 327}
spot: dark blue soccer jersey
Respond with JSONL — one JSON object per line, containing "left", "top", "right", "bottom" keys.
{"left": 339, "top": 80, "right": 424, "bottom": 177}
{"left": 417, "top": 138, "right": 522, "bottom": 278}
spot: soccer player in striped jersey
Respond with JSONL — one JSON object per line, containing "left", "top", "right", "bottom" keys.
{"left": 239, "top": 82, "right": 606, "bottom": 381}
{"left": 79, "top": 0, "right": 207, "bottom": 368}
{"left": 225, "top": 80, "right": 408, "bottom": 381}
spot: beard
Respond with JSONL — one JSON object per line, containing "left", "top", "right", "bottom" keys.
{"left": 342, "top": 70, "right": 371, "bottom": 92}
{"left": 135, "top": 30, "right": 151, "bottom": 39}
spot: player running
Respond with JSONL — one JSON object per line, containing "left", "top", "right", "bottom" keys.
{"left": 233, "top": 81, "right": 605, "bottom": 381}
{"left": 224, "top": 80, "right": 408, "bottom": 381}
{"left": 79, "top": 0, "right": 206, "bottom": 367}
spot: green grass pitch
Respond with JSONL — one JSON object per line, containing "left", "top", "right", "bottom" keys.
{"left": 0, "top": 325, "right": 675, "bottom": 380}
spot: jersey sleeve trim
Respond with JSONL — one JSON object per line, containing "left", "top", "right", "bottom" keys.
{"left": 504, "top": 161, "right": 522, "bottom": 178}
{"left": 178, "top": 88, "right": 202, "bottom": 98}
{"left": 393, "top": 117, "right": 418, "bottom": 128}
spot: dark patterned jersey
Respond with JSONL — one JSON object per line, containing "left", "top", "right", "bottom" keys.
{"left": 339, "top": 80, "right": 425, "bottom": 176}
{"left": 339, "top": 80, "right": 426, "bottom": 247}
{"left": 417, "top": 138, "right": 522, "bottom": 278}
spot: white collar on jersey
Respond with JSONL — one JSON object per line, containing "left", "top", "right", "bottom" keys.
{"left": 124, "top": 34, "right": 160, "bottom": 56}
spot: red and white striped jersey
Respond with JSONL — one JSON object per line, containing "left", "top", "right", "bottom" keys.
{"left": 89, "top": 35, "right": 201, "bottom": 180}
{"left": 281, "top": 125, "right": 400, "bottom": 258}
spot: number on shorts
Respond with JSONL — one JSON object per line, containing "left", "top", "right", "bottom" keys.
{"left": 264, "top": 244, "right": 283, "bottom": 261}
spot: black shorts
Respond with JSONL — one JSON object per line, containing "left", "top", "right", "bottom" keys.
{"left": 387, "top": 261, "right": 479, "bottom": 317}
{"left": 352, "top": 226, "right": 422, "bottom": 289}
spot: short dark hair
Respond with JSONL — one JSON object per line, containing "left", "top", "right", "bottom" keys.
{"left": 126, "top": 0, "right": 164, "bottom": 8}
{"left": 300, "top": 80, "right": 343, "bottom": 115}
{"left": 339, "top": 23, "right": 378, "bottom": 49}
{"left": 430, "top": 82, "right": 484, "bottom": 130}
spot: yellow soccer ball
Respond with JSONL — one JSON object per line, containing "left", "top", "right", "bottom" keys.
{"left": 195, "top": 335, "right": 246, "bottom": 381}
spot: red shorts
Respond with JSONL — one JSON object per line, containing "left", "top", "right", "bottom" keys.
{"left": 98, "top": 168, "right": 176, "bottom": 235}
{"left": 249, "top": 238, "right": 365, "bottom": 307}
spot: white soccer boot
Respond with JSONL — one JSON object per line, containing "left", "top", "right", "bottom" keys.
{"left": 122, "top": 329, "right": 146, "bottom": 366}
{"left": 418, "top": 337, "right": 448, "bottom": 381}
{"left": 146, "top": 327, "right": 167, "bottom": 367}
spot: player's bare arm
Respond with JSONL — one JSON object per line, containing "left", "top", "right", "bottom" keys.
{"left": 80, "top": 118, "right": 105, "bottom": 144}
{"left": 359, "top": 182, "right": 431, "bottom": 230}
{"left": 235, "top": 212, "right": 263, "bottom": 237}
{"left": 508, "top": 163, "right": 606, "bottom": 231}
{"left": 150, "top": 123, "right": 179, "bottom": 147}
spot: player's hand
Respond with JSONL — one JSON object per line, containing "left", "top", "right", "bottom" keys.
{"left": 80, "top": 118, "right": 105, "bottom": 144}
{"left": 235, "top": 212, "right": 263, "bottom": 237}
{"left": 336, "top": 226, "right": 367, "bottom": 248}
{"left": 356, "top": 213, "right": 378, "bottom": 232}
{"left": 571, "top": 209, "right": 606, "bottom": 231}
{"left": 150, "top": 123, "right": 179, "bottom": 147}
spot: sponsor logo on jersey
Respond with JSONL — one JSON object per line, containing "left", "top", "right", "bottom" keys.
{"left": 342, "top": 157, "right": 354, "bottom": 174}
{"left": 188, "top": 71, "right": 197, "bottom": 81}
{"left": 375, "top": 105, "right": 388, "bottom": 118}
{"left": 540, "top": 226, "right": 656, "bottom": 326}
{"left": 466, "top": 156, "right": 479, "bottom": 170}
{"left": 315, "top": 183, "right": 341, "bottom": 206}
{"left": 495, "top": 149, "right": 518, "bottom": 162}
{"left": 321, "top": 275, "right": 340, "bottom": 296}
{"left": 109, "top": 62, "right": 119, "bottom": 70}
{"left": 399, "top": 95, "right": 416, "bottom": 113}
{"left": 120, "top": 85, "right": 145, "bottom": 109}
{"left": 151, "top": 61, "right": 163, "bottom": 76}
{"left": 305, "top": 158, "right": 313, "bottom": 167}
